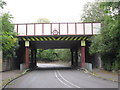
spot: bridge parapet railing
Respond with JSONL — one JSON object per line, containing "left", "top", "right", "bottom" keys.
{"left": 14, "top": 22, "right": 101, "bottom": 36}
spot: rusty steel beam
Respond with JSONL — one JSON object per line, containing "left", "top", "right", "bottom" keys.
{"left": 25, "top": 47, "right": 29, "bottom": 68}
{"left": 81, "top": 46, "right": 85, "bottom": 68}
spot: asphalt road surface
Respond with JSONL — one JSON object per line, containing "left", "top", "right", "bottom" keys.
{"left": 5, "top": 64, "right": 118, "bottom": 88}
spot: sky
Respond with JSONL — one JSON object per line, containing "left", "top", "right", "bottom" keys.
{"left": 3, "top": 0, "right": 95, "bottom": 23}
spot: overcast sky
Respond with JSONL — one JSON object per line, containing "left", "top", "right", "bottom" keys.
{"left": 3, "top": 0, "right": 95, "bottom": 23}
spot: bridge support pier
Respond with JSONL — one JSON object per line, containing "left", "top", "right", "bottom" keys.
{"left": 75, "top": 50, "right": 78, "bottom": 67}
{"left": 25, "top": 47, "right": 29, "bottom": 69}
{"left": 71, "top": 49, "right": 78, "bottom": 68}
{"left": 34, "top": 49, "right": 37, "bottom": 67}
{"left": 30, "top": 49, "right": 34, "bottom": 68}
{"left": 81, "top": 41, "right": 86, "bottom": 69}
{"left": 71, "top": 49, "right": 74, "bottom": 66}
{"left": 29, "top": 49, "right": 37, "bottom": 69}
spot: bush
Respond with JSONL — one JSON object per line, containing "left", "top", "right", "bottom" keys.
{"left": 101, "top": 53, "right": 120, "bottom": 71}
{"left": 112, "top": 60, "right": 120, "bottom": 71}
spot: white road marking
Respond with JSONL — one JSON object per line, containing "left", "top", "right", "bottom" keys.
{"left": 54, "top": 71, "right": 72, "bottom": 88}
{"left": 57, "top": 71, "right": 81, "bottom": 88}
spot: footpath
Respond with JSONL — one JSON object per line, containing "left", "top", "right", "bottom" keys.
{"left": 0, "top": 69, "right": 29, "bottom": 89}
{"left": 84, "top": 68, "right": 119, "bottom": 82}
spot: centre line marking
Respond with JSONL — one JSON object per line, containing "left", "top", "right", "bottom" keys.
{"left": 57, "top": 71, "right": 81, "bottom": 88}
{"left": 55, "top": 71, "right": 72, "bottom": 88}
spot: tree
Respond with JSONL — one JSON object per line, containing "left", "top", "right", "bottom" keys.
{"left": 1, "top": 13, "right": 19, "bottom": 60}
{"left": 55, "top": 49, "right": 71, "bottom": 62}
{"left": 81, "top": 2, "right": 120, "bottom": 71}
{"left": 97, "top": 2, "right": 120, "bottom": 71}
{"left": 0, "top": 0, "right": 6, "bottom": 50}
{"left": 37, "top": 18, "right": 50, "bottom": 23}
{"left": 40, "top": 49, "right": 57, "bottom": 62}
{"left": 81, "top": 2, "right": 104, "bottom": 22}
{"left": 0, "top": 0, "right": 6, "bottom": 9}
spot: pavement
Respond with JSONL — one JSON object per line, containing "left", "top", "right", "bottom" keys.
{"left": 92, "top": 68, "right": 118, "bottom": 82}
{"left": 0, "top": 70, "right": 22, "bottom": 89}
{"left": 2, "top": 70, "right": 21, "bottom": 81}
{"left": 1, "top": 69, "right": 29, "bottom": 89}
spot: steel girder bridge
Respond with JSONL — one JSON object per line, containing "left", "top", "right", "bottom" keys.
{"left": 15, "top": 22, "right": 101, "bottom": 69}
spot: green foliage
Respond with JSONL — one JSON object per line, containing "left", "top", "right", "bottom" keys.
{"left": 41, "top": 49, "right": 56, "bottom": 62}
{"left": 55, "top": 49, "right": 71, "bottom": 62}
{"left": 1, "top": 13, "right": 19, "bottom": 60}
{"left": 81, "top": 2, "right": 120, "bottom": 71}
{"left": 81, "top": 2, "right": 104, "bottom": 22}
{"left": 37, "top": 49, "right": 71, "bottom": 62}
{"left": 36, "top": 49, "right": 43, "bottom": 59}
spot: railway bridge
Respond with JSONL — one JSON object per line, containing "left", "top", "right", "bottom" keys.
{"left": 15, "top": 22, "right": 101, "bottom": 69}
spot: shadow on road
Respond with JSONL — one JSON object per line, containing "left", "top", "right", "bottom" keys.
{"left": 35, "top": 63, "right": 73, "bottom": 70}
{"left": 35, "top": 66, "right": 73, "bottom": 70}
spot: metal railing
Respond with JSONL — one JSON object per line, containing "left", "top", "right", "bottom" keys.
{"left": 14, "top": 22, "right": 101, "bottom": 36}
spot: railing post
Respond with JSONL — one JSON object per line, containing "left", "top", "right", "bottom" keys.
{"left": 42, "top": 24, "right": 44, "bottom": 35}
{"left": 91, "top": 23, "right": 93, "bottom": 35}
{"left": 51, "top": 23, "right": 52, "bottom": 35}
{"left": 34, "top": 24, "right": 36, "bottom": 35}
{"left": 26, "top": 24, "right": 28, "bottom": 35}
{"left": 17, "top": 24, "right": 18, "bottom": 35}
{"left": 67, "top": 23, "right": 69, "bottom": 35}
{"left": 75, "top": 23, "right": 77, "bottom": 35}
{"left": 59, "top": 23, "right": 60, "bottom": 35}
{"left": 83, "top": 23, "right": 85, "bottom": 35}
